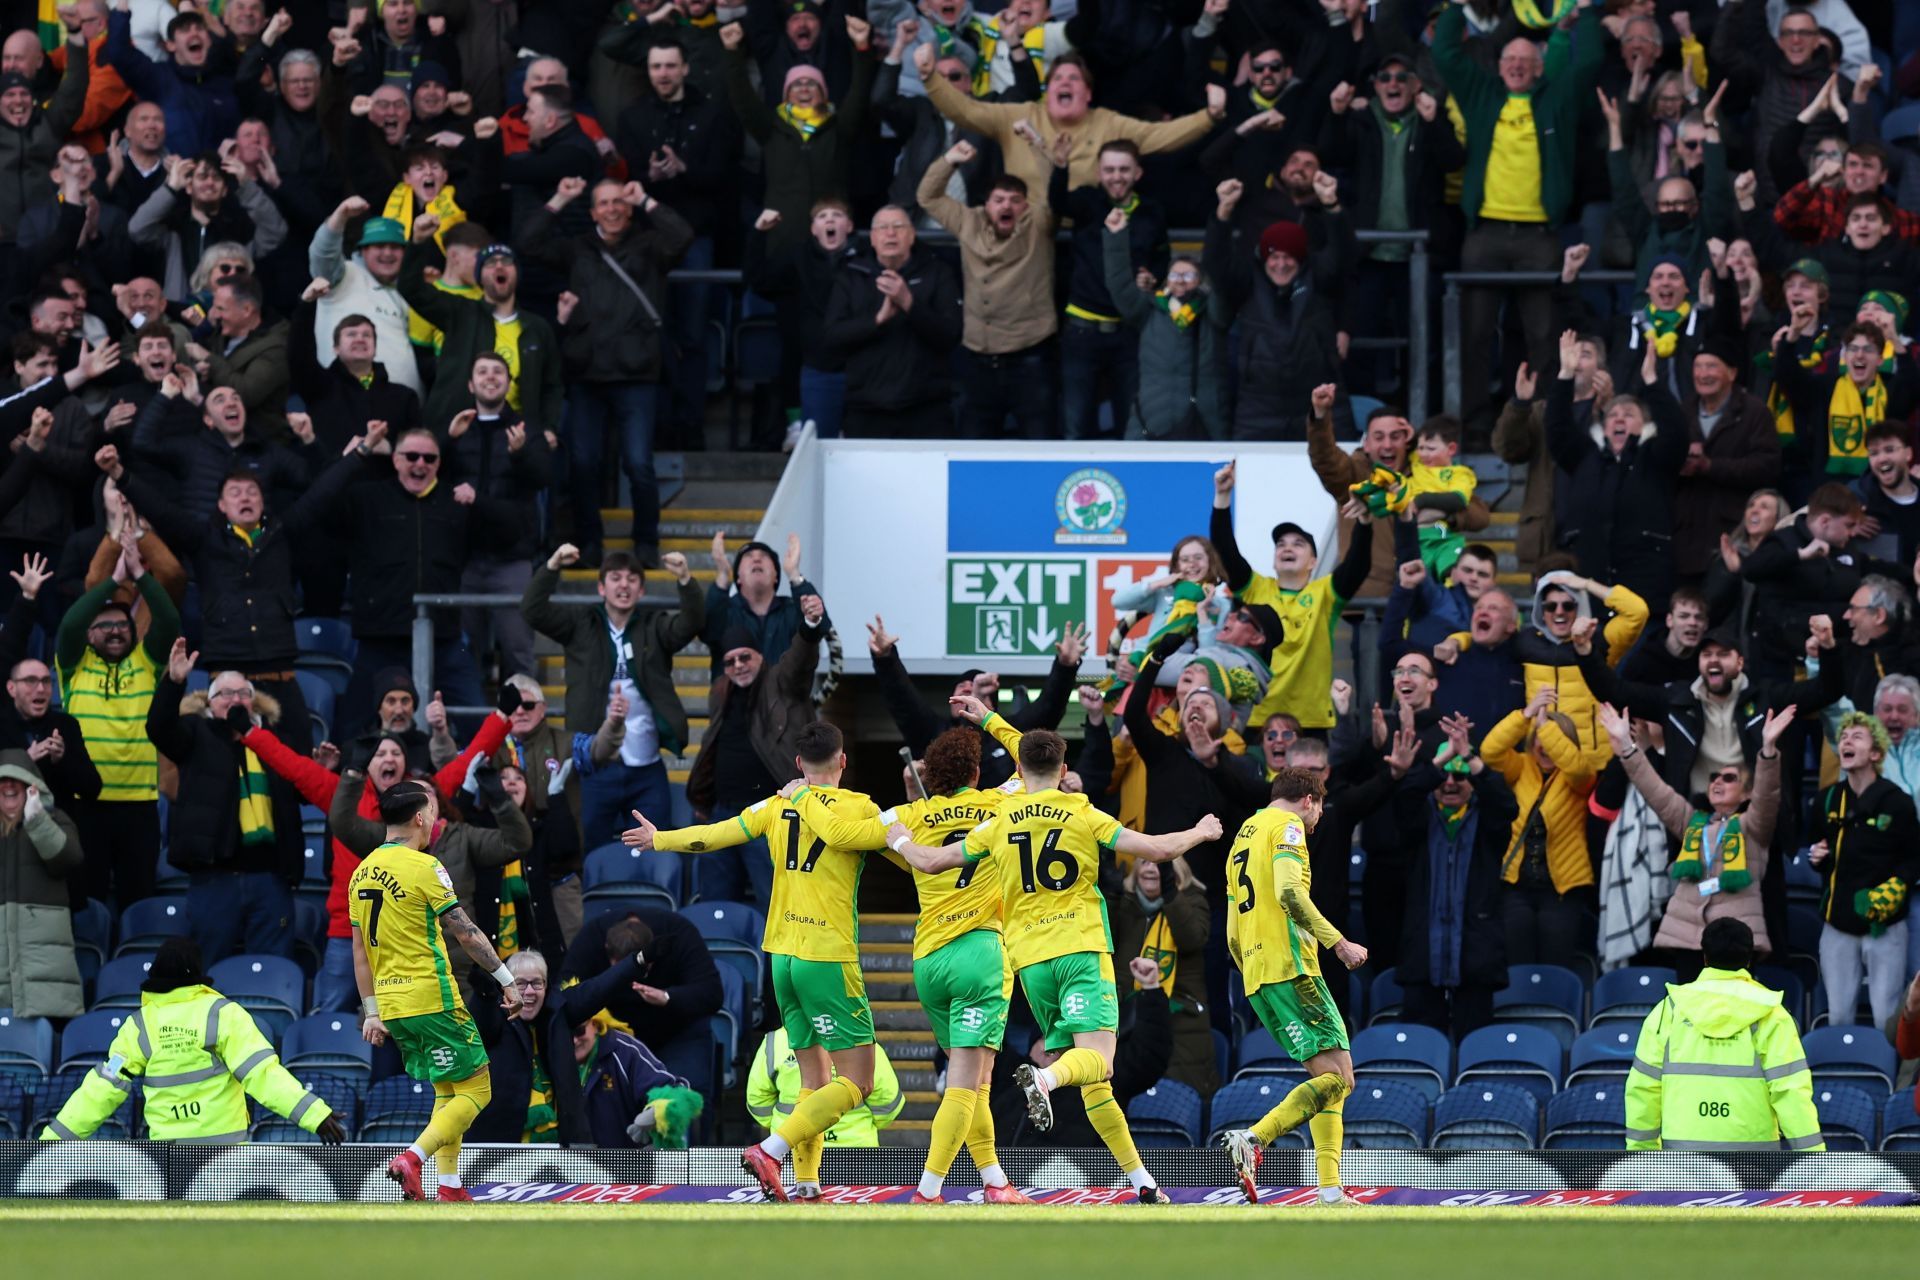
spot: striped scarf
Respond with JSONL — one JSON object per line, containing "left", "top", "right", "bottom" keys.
{"left": 382, "top": 182, "right": 466, "bottom": 250}
{"left": 1135, "top": 909, "right": 1179, "bottom": 998}
{"left": 1761, "top": 328, "right": 1829, "bottom": 445}
{"left": 237, "top": 746, "right": 275, "bottom": 848}
{"left": 497, "top": 857, "right": 529, "bottom": 957}
{"left": 1856, "top": 876, "right": 1909, "bottom": 936}
{"left": 777, "top": 102, "right": 830, "bottom": 139}
{"left": 524, "top": 1035, "right": 557, "bottom": 1143}
{"left": 1826, "top": 372, "right": 1885, "bottom": 476}
{"left": 1152, "top": 290, "right": 1202, "bottom": 330}
{"left": 1675, "top": 811, "right": 1749, "bottom": 892}
{"left": 969, "top": 18, "right": 1048, "bottom": 95}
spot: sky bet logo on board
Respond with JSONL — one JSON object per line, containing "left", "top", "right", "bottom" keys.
{"left": 1054, "top": 469, "right": 1128, "bottom": 546}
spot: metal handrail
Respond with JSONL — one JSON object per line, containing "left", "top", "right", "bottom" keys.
{"left": 1440, "top": 269, "right": 1639, "bottom": 417}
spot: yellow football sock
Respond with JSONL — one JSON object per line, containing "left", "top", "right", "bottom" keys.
{"left": 775, "top": 1076, "right": 865, "bottom": 1149}
{"left": 1046, "top": 1047, "right": 1109, "bottom": 1088}
{"left": 925, "top": 1087, "right": 979, "bottom": 1179}
{"left": 1250, "top": 1072, "right": 1349, "bottom": 1147}
{"left": 417, "top": 1069, "right": 491, "bottom": 1164}
{"left": 790, "top": 1089, "right": 824, "bottom": 1186}
{"left": 965, "top": 1085, "right": 999, "bottom": 1173}
{"left": 1310, "top": 1096, "right": 1345, "bottom": 1188}
{"left": 1081, "top": 1080, "right": 1142, "bottom": 1175}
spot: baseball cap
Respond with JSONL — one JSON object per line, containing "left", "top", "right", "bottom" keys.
{"left": 1784, "top": 258, "right": 1829, "bottom": 287}
{"left": 356, "top": 217, "right": 408, "bottom": 247}
{"left": 1270, "top": 521, "right": 1318, "bottom": 556}
{"left": 477, "top": 243, "right": 517, "bottom": 267}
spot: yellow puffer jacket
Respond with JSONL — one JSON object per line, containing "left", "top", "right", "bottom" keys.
{"left": 1510, "top": 579, "right": 1648, "bottom": 758}
{"left": 1481, "top": 710, "right": 1602, "bottom": 893}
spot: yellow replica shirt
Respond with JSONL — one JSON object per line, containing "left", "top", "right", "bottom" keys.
{"left": 61, "top": 648, "right": 162, "bottom": 802}
{"left": 1407, "top": 459, "right": 1478, "bottom": 506}
{"left": 348, "top": 841, "right": 464, "bottom": 1020}
{"left": 1480, "top": 94, "right": 1547, "bottom": 222}
{"left": 655, "top": 786, "right": 879, "bottom": 962}
{"left": 1226, "top": 806, "right": 1344, "bottom": 992}
{"left": 1239, "top": 571, "right": 1344, "bottom": 730}
{"left": 961, "top": 790, "right": 1122, "bottom": 970}
{"left": 493, "top": 314, "right": 524, "bottom": 409}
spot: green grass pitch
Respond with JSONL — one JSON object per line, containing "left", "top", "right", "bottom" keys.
{"left": 1, "top": 1202, "right": 1912, "bottom": 1280}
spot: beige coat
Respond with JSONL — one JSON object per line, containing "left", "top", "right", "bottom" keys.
{"left": 1620, "top": 746, "right": 1777, "bottom": 956}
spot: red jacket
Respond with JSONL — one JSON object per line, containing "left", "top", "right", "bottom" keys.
{"left": 499, "top": 105, "right": 629, "bottom": 182}
{"left": 245, "top": 714, "right": 511, "bottom": 937}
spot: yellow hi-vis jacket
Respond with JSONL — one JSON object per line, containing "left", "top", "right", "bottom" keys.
{"left": 40, "top": 984, "right": 333, "bottom": 1143}
{"left": 745, "top": 1027, "right": 903, "bottom": 1146}
{"left": 1624, "top": 968, "right": 1825, "bottom": 1152}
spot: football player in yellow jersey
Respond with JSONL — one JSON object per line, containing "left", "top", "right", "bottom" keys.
{"left": 622, "top": 721, "right": 879, "bottom": 1203}
{"left": 887, "top": 728, "right": 1223, "bottom": 1204}
{"left": 349, "top": 780, "right": 525, "bottom": 1202}
{"left": 1218, "top": 767, "right": 1371, "bottom": 1206}
{"left": 787, "top": 698, "right": 1031, "bottom": 1205}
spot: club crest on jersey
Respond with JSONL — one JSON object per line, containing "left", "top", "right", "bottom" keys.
{"left": 1054, "top": 468, "right": 1128, "bottom": 545}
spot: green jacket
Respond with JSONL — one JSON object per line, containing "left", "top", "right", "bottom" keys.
{"left": 42, "top": 984, "right": 333, "bottom": 1142}
{"left": 0, "top": 755, "right": 83, "bottom": 1017}
{"left": 1624, "top": 968, "right": 1825, "bottom": 1152}
{"left": 1103, "top": 226, "right": 1228, "bottom": 440}
{"left": 519, "top": 563, "right": 705, "bottom": 752}
{"left": 1429, "top": 4, "right": 1603, "bottom": 229}
{"left": 398, "top": 246, "right": 565, "bottom": 436}
{"left": 746, "top": 1027, "right": 902, "bottom": 1146}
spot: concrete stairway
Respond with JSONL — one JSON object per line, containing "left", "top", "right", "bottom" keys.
{"left": 861, "top": 913, "right": 941, "bottom": 1148}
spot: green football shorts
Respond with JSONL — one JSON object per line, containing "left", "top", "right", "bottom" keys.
{"left": 914, "top": 929, "right": 1011, "bottom": 1050}
{"left": 1249, "top": 974, "right": 1349, "bottom": 1062}
{"left": 771, "top": 954, "right": 875, "bottom": 1051}
{"left": 387, "top": 1007, "right": 488, "bottom": 1082}
{"left": 1018, "top": 950, "right": 1118, "bottom": 1050}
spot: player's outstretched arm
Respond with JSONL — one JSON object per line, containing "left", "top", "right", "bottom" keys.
{"left": 1113, "top": 813, "right": 1224, "bottom": 862}
{"left": 445, "top": 905, "right": 524, "bottom": 1014}
{"left": 628, "top": 807, "right": 757, "bottom": 853}
{"left": 887, "top": 822, "right": 968, "bottom": 873}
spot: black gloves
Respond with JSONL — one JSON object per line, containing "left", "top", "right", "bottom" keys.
{"left": 472, "top": 758, "right": 509, "bottom": 810}
{"left": 498, "top": 681, "right": 527, "bottom": 716}
{"left": 225, "top": 703, "right": 253, "bottom": 735}
{"left": 316, "top": 1114, "right": 346, "bottom": 1145}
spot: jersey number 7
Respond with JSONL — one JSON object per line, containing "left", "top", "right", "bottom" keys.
{"left": 356, "top": 887, "right": 385, "bottom": 945}
{"left": 780, "top": 810, "right": 827, "bottom": 873}
{"left": 1009, "top": 827, "right": 1078, "bottom": 893}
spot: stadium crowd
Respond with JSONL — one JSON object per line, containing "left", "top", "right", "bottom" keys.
{"left": 0, "top": 0, "right": 1918, "bottom": 1159}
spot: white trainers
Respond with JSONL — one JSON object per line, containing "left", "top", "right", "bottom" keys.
{"left": 1014, "top": 1063, "right": 1054, "bottom": 1133}
{"left": 1313, "top": 1190, "right": 1367, "bottom": 1208}
{"left": 782, "top": 418, "right": 814, "bottom": 453}
{"left": 1220, "top": 1130, "right": 1262, "bottom": 1203}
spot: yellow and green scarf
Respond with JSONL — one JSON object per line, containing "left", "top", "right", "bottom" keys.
{"left": 1153, "top": 290, "right": 1202, "bottom": 330}
{"left": 1825, "top": 371, "right": 1885, "bottom": 476}
{"left": 1349, "top": 462, "right": 1411, "bottom": 520}
{"left": 524, "top": 1042, "right": 557, "bottom": 1143}
{"left": 1762, "top": 328, "right": 1828, "bottom": 445}
{"left": 1642, "top": 301, "right": 1691, "bottom": 359}
{"left": 777, "top": 102, "right": 831, "bottom": 139}
{"left": 1674, "top": 811, "right": 1749, "bottom": 892}
{"left": 383, "top": 181, "right": 465, "bottom": 251}
{"left": 1855, "top": 876, "right": 1909, "bottom": 936}
{"left": 497, "top": 858, "right": 529, "bottom": 957}
{"left": 238, "top": 746, "right": 275, "bottom": 848}
{"left": 1136, "top": 912, "right": 1178, "bottom": 996}
{"left": 968, "top": 18, "right": 1049, "bottom": 95}
{"left": 1510, "top": 0, "right": 1577, "bottom": 27}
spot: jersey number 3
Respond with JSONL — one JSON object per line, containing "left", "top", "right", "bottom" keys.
{"left": 1010, "top": 827, "right": 1078, "bottom": 894}
{"left": 780, "top": 811, "right": 827, "bottom": 873}
{"left": 356, "top": 887, "right": 385, "bottom": 945}
{"left": 1231, "top": 848, "right": 1256, "bottom": 914}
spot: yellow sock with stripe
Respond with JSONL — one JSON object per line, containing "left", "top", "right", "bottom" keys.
{"left": 1041, "top": 1047, "right": 1108, "bottom": 1089}
{"left": 785, "top": 1088, "right": 823, "bottom": 1188}
{"left": 1250, "top": 1072, "right": 1349, "bottom": 1146}
{"left": 416, "top": 1069, "right": 491, "bottom": 1170}
{"left": 773, "top": 1076, "right": 865, "bottom": 1151}
{"left": 1081, "top": 1080, "right": 1152, "bottom": 1189}
{"left": 918, "top": 1088, "right": 979, "bottom": 1197}
{"left": 966, "top": 1086, "right": 1009, "bottom": 1187}
{"left": 1310, "top": 1096, "right": 1345, "bottom": 1193}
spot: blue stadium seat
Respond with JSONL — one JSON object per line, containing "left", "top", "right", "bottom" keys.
{"left": 1589, "top": 967, "right": 1675, "bottom": 1029}
{"left": 1752, "top": 965, "right": 1807, "bottom": 1030}
{"left": 1785, "top": 906, "right": 1823, "bottom": 960}
{"left": 1567, "top": 1026, "right": 1639, "bottom": 1087}
{"left": 1814, "top": 1084, "right": 1880, "bottom": 1152}
{"left": 1543, "top": 1085, "right": 1626, "bottom": 1149}
{"left": 689, "top": 900, "right": 767, "bottom": 1013}
{"left": 294, "top": 619, "right": 356, "bottom": 696}
{"left": 1205, "top": 1079, "right": 1308, "bottom": 1148}
{"left": 115, "top": 896, "right": 191, "bottom": 957}
{"left": 1367, "top": 967, "right": 1403, "bottom": 1026}
{"left": 1231, "top": 1027, "right": 1306, "bottom": 1084}
{"left": 54, "top": 1010, "right": 132, "bottom": 1080}
{"left": 1783, "top": 852, "right": 1823, "bottom": 905}
{"left": 1804, "top": 1026, "right": 1899, "bottom": 1095}
{"left": 667, "top": 781, "right": 694, "bottom": 827}
{"left": 1879, "top": 1093, "right": 1920, "bottom": 1152}
{"left": 361, "top": 1076, "right": 436, "bottom": 1141}
{"left": 208, "top": 955, "right": 307, "bottom": 1043}
{"left": 296, "top": 836, "right": 330, "bottom": 905}
{"left": 1212, "top": 1028, "right": 1230, "bottom": 1090}
{"left": 92, "top": 955, "right": 156, "bottom": 1010}
{"left": 251, "top": 1071, "right": 362, "bottom": 1143}
{"left": 293, "top": 897, "right": 328, "bottom": 982}
{"left": 1432, "top": 1084, "right": 1541, "bottom": 1150}
{"left": 294, "top": 670, "right": 336, "bottom": 744}
{"left": 1224, "top": 969, "right": 1255, "bottom": 1041}
{"left": 1352, "top": 1023, "right": 1452, "bottom": 1102}
{"left": 1344, "top": 1079, "right": 1429, "bottom": 1148}
{"left": 0, "top": 1075, "right": 26, "bottom": 1139}
{"left": 581, "top": 842, "right": 680, "bottom": 914}
{"left": 153, "top": 846, "right": 189, "bottom": 892}
{"left": 1493, "top": 964, "right": 1585, "bottom": 1049}
{"left": 1454, "top": 1024, "right": 1562, "bottom": 1104}
{"left": 713, "top": 962, "right": 746, "bottom": 1089}
{"left": 72, "top": 898, "right": 113, "bottom": 978}
{"left": 0, "top": 1011, "right": 53, "bottom": 1084}
{"left": 1126, "top": 1078, "right": 1203, "bottom": 1147}
{"left": 281, "top": 1013, "right": 374, "bottom": 1087}
{"left": 33, "top": 1073, "right": 138, "bottom": 1139}
{"left": 300, "top": 803, "right": 327, "bottom": 833}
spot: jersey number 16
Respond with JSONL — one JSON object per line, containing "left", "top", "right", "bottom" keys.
{"left": 1010, "top": 827, "right": 1078, "bottom": 894}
